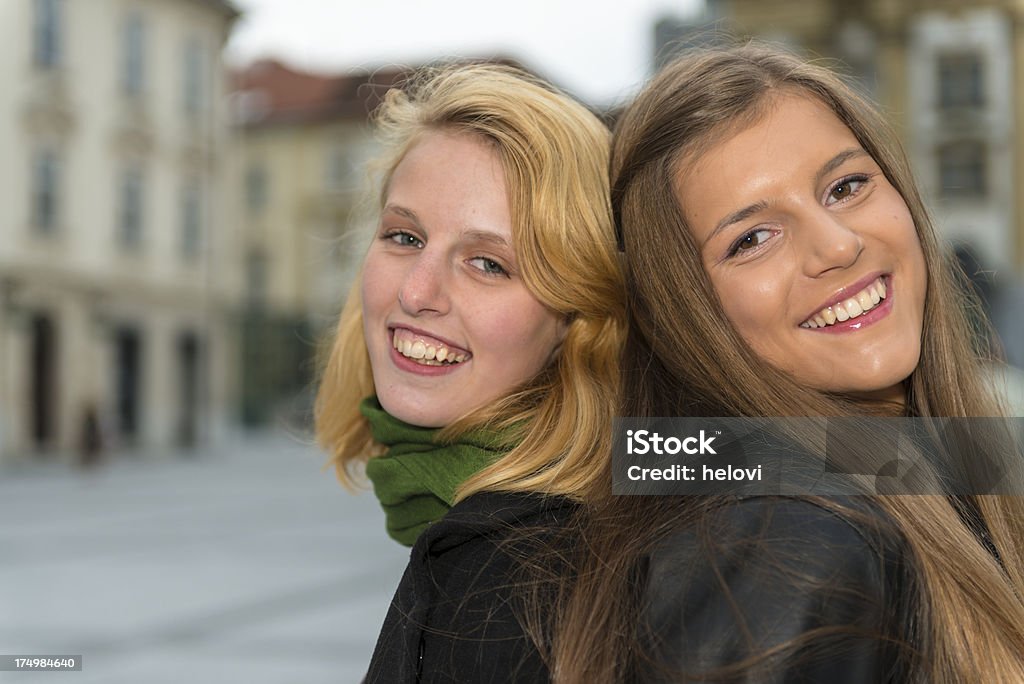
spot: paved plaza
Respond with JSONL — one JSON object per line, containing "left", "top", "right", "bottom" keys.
{"left": 0, "top": 431, "right": 408, "bottom": 683}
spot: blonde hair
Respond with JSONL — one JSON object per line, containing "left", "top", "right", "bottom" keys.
{"left": 552, "top": 43, "right": 1024, "bottom": 682}
{"left": 315, "top": 63, "right": 624, "bottom": 501}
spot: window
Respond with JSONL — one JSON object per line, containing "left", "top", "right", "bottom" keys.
{"left": 114, "top": 326, "right": 143, "bottom": 440}
{"left": 246, "top": 249, "right": 268, "bottom": 309}
{"left": 245, "top": 165, "right": 268, "bottom": 214}
{"left": 181, "top": 182, "right": 202, "bottom": 260}
{"left": 119, "top": 166, "right": 145, "bottom": 249}
{"left": 121, "top": 12, "right": 145, "bottom": 97}
{"left": 33, "top": 0, "right": 62, "bottom": 69}
{"left": 836, "top": 20, "right": 878, "bottom": 99}
{"left": 183, "top": 36, "right": 205, "bottom": 116}
{"left": 937, "top": 52, "right": 984, "bottom": 109}
{"left": 938, "top": 141, "right": 987, "bottom": 199}
{"left": 31, "top": 148, "right": 60, "bottom": 234}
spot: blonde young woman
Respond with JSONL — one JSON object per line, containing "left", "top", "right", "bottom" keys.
{"left": 548, "top": 44, "right": 1024, "bottom": 682}
{"left": 315, "top": 64, "right": 623, "bottom": 682}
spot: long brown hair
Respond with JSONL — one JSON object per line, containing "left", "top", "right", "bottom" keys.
{"left": 551, "top": 43, "right": 1024, "bottom": 682}
{"left": 315, "top": 64, "right": 625, "bottom": 501}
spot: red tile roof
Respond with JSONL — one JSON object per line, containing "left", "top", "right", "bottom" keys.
{"left": 192, "top": 0, "right": 241, "bottom": 19}
{"left": 230, "top": 56, "right": 544, "bottom": 128}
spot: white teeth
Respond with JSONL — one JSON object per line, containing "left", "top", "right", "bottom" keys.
{"left": 800, "top": 277, "right": 888, "bottom": 329}
{"left": 391, "top": 331, "right": 467, "bottom": 366}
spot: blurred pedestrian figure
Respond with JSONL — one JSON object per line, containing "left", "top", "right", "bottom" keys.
{"left": 78, "top": 402, "right": 103, "bottom": 469}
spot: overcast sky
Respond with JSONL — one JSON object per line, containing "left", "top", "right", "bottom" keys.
{"left": 225, "top": 0, "right": 705, "bottom": 106}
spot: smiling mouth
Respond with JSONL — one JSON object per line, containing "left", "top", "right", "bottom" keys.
{"left": 392, "top": 328, "right": 469, "bottom": 366}
{"left": 800, "top": 276, "right": 888, "bottom": 329}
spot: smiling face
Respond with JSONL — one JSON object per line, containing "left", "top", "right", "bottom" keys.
{"left": 677, "top": 92, "right": 927, "bottom": 403}
{"left": 361, "top": 129, "right": 566, "bottom": 428}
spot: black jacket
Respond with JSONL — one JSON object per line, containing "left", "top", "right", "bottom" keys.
{"left": 365, "top": 491, "right": 574, "bottom": 683}
{"left": 638, "top": 497, "right": 918, "bottom": 683}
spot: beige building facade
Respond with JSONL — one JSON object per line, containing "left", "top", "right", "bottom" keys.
{"left": 229, "top": 61, "right": 403, "bottom": 424}
{"left": 0, "top": 0, "right": 240, "bottom": 464}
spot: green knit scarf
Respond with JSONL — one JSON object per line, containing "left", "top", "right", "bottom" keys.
{"left": 361, "top": 397, "right": 516, "bottom": 547}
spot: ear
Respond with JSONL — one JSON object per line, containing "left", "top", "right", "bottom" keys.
{"left": 557, "top": 312, "right": 572, "bottom": 342}
{"left": 548, "top": 313, "right": 573, "bottom": 363}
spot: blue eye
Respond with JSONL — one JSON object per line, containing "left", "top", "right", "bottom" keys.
{"left": 385, "top": 231, "right": 423, "bottom": 248}
{"left": 468, "top": 256, "right": 508, "bottom": 277}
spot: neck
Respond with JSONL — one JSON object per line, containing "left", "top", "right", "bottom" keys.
{"left": 848, "top": 380, "right": 908, "bottom": 412}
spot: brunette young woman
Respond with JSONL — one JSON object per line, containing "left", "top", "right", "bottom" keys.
{"left": 314, "top": 64, "right": 623, "bottom": 682}
{"left": 548, "top": 44, "right": 1024, "bottom": 683}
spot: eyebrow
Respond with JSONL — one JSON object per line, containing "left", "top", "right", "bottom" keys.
{"left": 705, "top": 147, "right": 870, "bottom": 245}
{"left": 708, "top": 200, "right": 770, "bottom": 244}
{"left": 381, "top": 204, "right": 422, "bottom": 226}
{"left": 381, "top": 206, "right": 512, "bottom": 249}
{"left": 814, "top": 147, "right": 869, "bottom": 186}
{"left": 461, "top": 229, "right": 512, "bottom": 249}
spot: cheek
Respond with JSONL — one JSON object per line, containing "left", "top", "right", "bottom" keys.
{"left": 911, "top": 239, "right": 927, "bottom": 287}
{"left": 360, "top": 254, "right": 395, "bottom": 321}
{"left": 478, "top": 296, "right": 562, "bottom": 368}
{"left": 719, "top": 290, "right": 754, "bottom": 337}
{"left": 359, "top": 281, "right": 380, "bottom": 326}
{"left": 712, "top": 270, "right": 790, "bottom": 344}
{"left": 888, "top": 206, "right": 927, "bottom": 305}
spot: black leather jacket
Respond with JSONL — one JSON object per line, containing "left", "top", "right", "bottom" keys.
{"left": 637, "top": 497, "right": 919, "bottom": 683}
{"left": 365, "top": 491, "right": 574, "bottom": 683}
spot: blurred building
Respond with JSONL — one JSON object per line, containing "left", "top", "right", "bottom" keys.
{"left": 228, "top": 61, "right": 405, "bottom": 425}
{"left": 656, "top": 0, "right": 1024, "bottom": 276}
{"left": 0, "top": 0, "right": 240, "bottom": 464}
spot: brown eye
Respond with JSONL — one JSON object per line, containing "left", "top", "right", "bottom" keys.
{"left": 736, "top": 234, "right": 760, "bottom": 251}
{"left": 729, "top": 228, "right": 774, "bottom": 256}
{"left": 825, "top": 175, "right": 869, "bottom": 205}
{"left": 831, "top": 183, "right": 852, "bottom": 200}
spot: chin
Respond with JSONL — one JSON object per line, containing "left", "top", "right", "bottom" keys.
{"left": 378, "top": 396, "right": 447, "bottom": 429}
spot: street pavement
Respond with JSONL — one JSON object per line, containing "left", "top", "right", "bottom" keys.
{"left": 0, "top": 431, "right": 408, "bottom": 683}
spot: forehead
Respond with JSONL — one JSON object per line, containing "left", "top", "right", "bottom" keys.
{"left": 385, "top": 129, "right": 512, "bottom": 233}
{"left": 688, "top": 92, "right": 855, "bottom": 167}
{"left": 674, "top": 94, "right": 861, "bottom": 218}
{"left": 389, "top": 129, "right": 503, "bottom": 187}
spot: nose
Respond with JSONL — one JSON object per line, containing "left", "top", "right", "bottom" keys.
{"left": 799, "top": 209, "right": 864, "bottom": 278}
{"left": 398, "top": 251, "right": 450, "bottom": 316}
